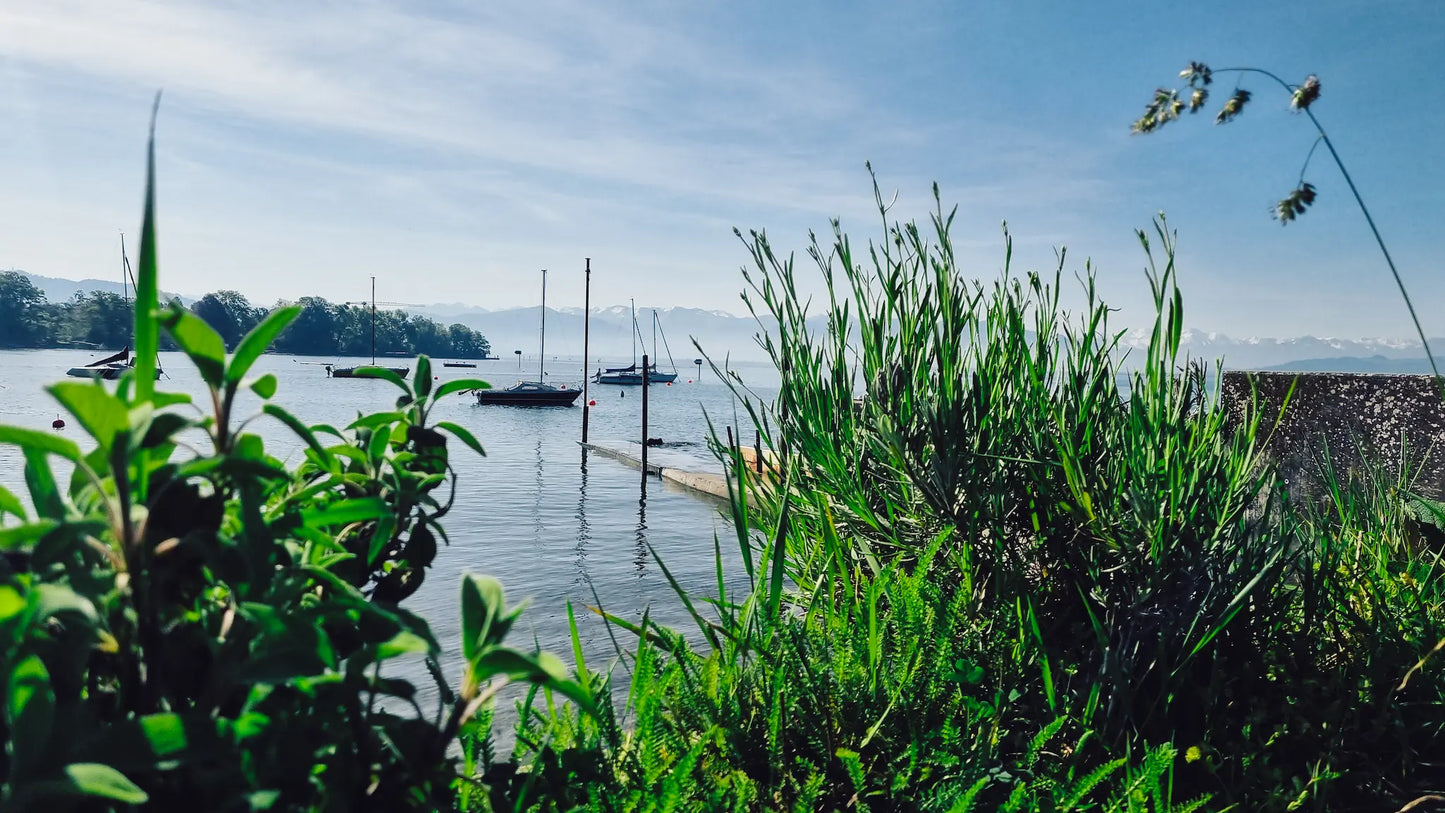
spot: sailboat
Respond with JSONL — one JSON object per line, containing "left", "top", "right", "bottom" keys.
{"left": 326, "top": 277, "right": 410, "bottom": 379}
{"left": 594, "top": 302, "right": 677, "bottom": 385}
{"left": 65, "top": 233, "right": 160, "bottom": 380}
{"left": 65, "top": 345, "right": 156, "bottom": 380}
{"left": 475, "top": 270, "right": 582, "bottom": 406}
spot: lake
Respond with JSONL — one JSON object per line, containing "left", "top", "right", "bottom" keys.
{"left": 0, "top": 347, "right": 781, "bottom": 721}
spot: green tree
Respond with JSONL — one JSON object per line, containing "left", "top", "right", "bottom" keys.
{"left": 191, "top": 289, "right": 264, "bottom": 349}
{"left": 60, "top": 290, "right": 133, "bottom": 349}
{"left": 272, "top": 296, "right": 338, "bottom": 355}
{"left": 0, "top": 270, "right": 54, "bottom": 347}
{"left": 447, "top": 322, "right": 490, "bottom": 358}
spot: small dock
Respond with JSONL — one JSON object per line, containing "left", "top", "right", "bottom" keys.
{"left": 579, "top": 440, "right": 732, "bottom": 500}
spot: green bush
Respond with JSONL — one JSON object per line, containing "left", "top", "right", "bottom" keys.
{"left": 478, "top": 175, "right": 1445, "bottom": 811}
{"left": 0, "top": 113, "right": 588, "bottom": 811}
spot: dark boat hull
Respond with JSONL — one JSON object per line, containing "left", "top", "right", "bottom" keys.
{"left": 328, "top": 366, "right": 411, "bottom": 379}
{"left": 475, "top": 382, "right": 581, "bottom": 407}
{"left": 443, "top": 362, "right": 478, "bottom": 368}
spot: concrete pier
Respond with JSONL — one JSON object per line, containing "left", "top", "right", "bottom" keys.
{"left": 580, "top": 440, "right": 732, "bottom": 500}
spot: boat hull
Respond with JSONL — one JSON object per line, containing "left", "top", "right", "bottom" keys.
{"left": 594, "top": 370, "right": 677, "bottom": 385}
{"left": 327, "top": 366, "right": 411, "bottom": 379}
{"left": 475, "top": 382, "right": 581, "bottom": 407}
{"left": 65, "top": 365, "right": 160, "bottom": 380}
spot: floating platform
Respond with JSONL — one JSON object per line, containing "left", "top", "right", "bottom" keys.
{"left": 580, "top": 440, "right": 731, "bottom": 500}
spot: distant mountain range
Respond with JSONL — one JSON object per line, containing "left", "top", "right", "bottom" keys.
{"left": 19, "top": 270, "right": 193, "bottom": 307}
{"left": 14, "top": 271, "right": 1441, "bottom": 371}
{"left": 1118, "top": 328, "right": 1444, "bottom": 373}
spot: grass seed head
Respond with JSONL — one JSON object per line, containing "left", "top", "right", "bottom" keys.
{"left": 1292, "top": 74, "right": 1322, "bottom": 111}
{"left": 1216, "top": 88, "right": 1253, "bottom": 124}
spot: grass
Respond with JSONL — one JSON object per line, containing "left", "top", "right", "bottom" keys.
{"left": 464, "top": 174, "right": 1445, "bottom": 811}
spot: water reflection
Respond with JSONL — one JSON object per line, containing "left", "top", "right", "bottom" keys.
{"left": 574, "top": 449, "right": 591, "bottom": 586}
{"left": 532, "top": 437, "right": 544, "bottom": 543}
{"left": 635, "top": 492, "right": 649, "bottom": 577}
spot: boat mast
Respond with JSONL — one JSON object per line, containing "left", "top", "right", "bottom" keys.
{"left": 370, "top": 276, "right": 377, "bottom": 365}
{"left": 539, "top": 269, "right": 547, "bottom": 382}
{"left": 119, "top": 232, "right": 129, "bottom": 303}
{"left": 630, "top": 298, "right": 637, "bottom": 368}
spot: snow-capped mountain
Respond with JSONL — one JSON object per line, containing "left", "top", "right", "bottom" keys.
{"left": 1118, "top": 328, "right": 1439, "bottom": 371}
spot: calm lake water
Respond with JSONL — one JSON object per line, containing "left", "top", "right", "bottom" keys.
{"left": 0, "top": 348, "right": 780, "bottom": 720}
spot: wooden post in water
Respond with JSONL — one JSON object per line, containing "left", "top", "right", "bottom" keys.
{"left": 582, "top": 258, "right": 592, "bottom": 443}
{"left": 641, "top": 353, "right": 650, "bottom": 491}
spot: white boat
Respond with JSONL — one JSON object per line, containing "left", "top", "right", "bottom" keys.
{"left": 594, "top": 302, "right": 677, "bottom": 385}
{"left": 65, "top": 345, "right": 159, "bottom": 380}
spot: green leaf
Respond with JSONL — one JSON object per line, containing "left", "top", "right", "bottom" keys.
{"left": 8, "top": 654, "right": 55, "bottom": 778}
{"left": 0, "top": 485, "right": 25, "bottom": 520}
{"left": 158, "top": 303, "right": 226, "bottom": 387}
{"left": 434, "top": 379, "right": 491, "bottom": 399}
{"left": 23, "top": 449, "right": 64, "bottom": 519}
{"left": 0, "top": 585, "right": 25, "bottom": 624}
{"left": 461, "top": 574, "right": 509, "bottom": 664}
{"left": 151, "top": 391, "right": 193, "bottom": 409}
{"left": 263, "top": 404, "right": 332, "bottom": 467}
{"left": 353, "top": 366, "right": 411, "bottom": 392}
{"left": 0, "top": 426, "right": 81, "bottom": 462}
{"left": 228, "top": 305, "right": 300, "bottom": 384}
{"left": 301, "top": 497, "right": 390, "bottom": 527}
{"left": 133, "top": 93, "right": 161, "bottom": 401}
{"left": 376, "top": 630, "right": 433, "bottom": 661}
{"left": 348, "top": 412, "right": 406, "bottom": 431}
{"left": 235, "top": 616, "right": 335, "bottom": 684}
{"left": 48, "top": 382, "right": 130, "bottom": 453}
{"left": 0, "top": 521, "right": 61, "bottom": 550}
{"left": 436, "top": 421, "right": 486, "bottom": 457}
{"left": 467, "top": 648, "right": 598, "bottom": 717}
{"left": 140, "top": 411, "right": 193, "bottom": 449}
{"left": 414, "top": 356, "right": 432, "bottom": 399}
{"left": 249, "top": 373, "right": 278, "bottom": 400}
{"left": 60, "top": 763, "right": 149, "bottom": 804}
{"left": 30, "top": 584, "right": 97, "bottom": 625}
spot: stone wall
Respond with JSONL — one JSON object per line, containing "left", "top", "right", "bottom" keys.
{"left": 1219, "top": 371, "right": 1445, "bottom": 500}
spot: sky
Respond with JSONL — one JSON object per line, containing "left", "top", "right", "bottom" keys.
{"left": 2, "top": 0, "right": 1442, "bottom": 340}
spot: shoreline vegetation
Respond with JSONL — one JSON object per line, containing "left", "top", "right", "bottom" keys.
{"left": 3, "top": 114, "right": 1444, "bottom": 811}
{"left": 0, "top": 271, "right": 493, "bottom": 359}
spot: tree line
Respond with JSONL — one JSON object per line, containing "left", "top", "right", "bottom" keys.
{"left": 0, "top": 271, "right": 491, "bottom": 358}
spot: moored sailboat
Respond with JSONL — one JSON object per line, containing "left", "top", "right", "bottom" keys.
{"left": 475, "top": 269, "right": 581, "bottom": 406}
{"left": 594, "top": 302, "right": 677, "bottom": 385}
{"left": 327, "top": 277, "right": 410, "bottom": 379}
{"left": 65, "top": 234, "right": 161, "bottom": 380}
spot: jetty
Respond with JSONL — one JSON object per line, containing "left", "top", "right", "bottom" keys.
{"left": 579, "top": 440, "right": 732, "bottom": 499}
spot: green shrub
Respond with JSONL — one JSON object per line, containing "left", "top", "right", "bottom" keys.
{"left": 0, "top": 109, "right": 588, "bottom": 812}
{"left": 485, "top": 175, "right": 1445, "bottom": 811}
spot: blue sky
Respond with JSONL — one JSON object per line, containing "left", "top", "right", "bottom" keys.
{"left": 2, "top": 0, "right": 1442, "bottom": 339}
